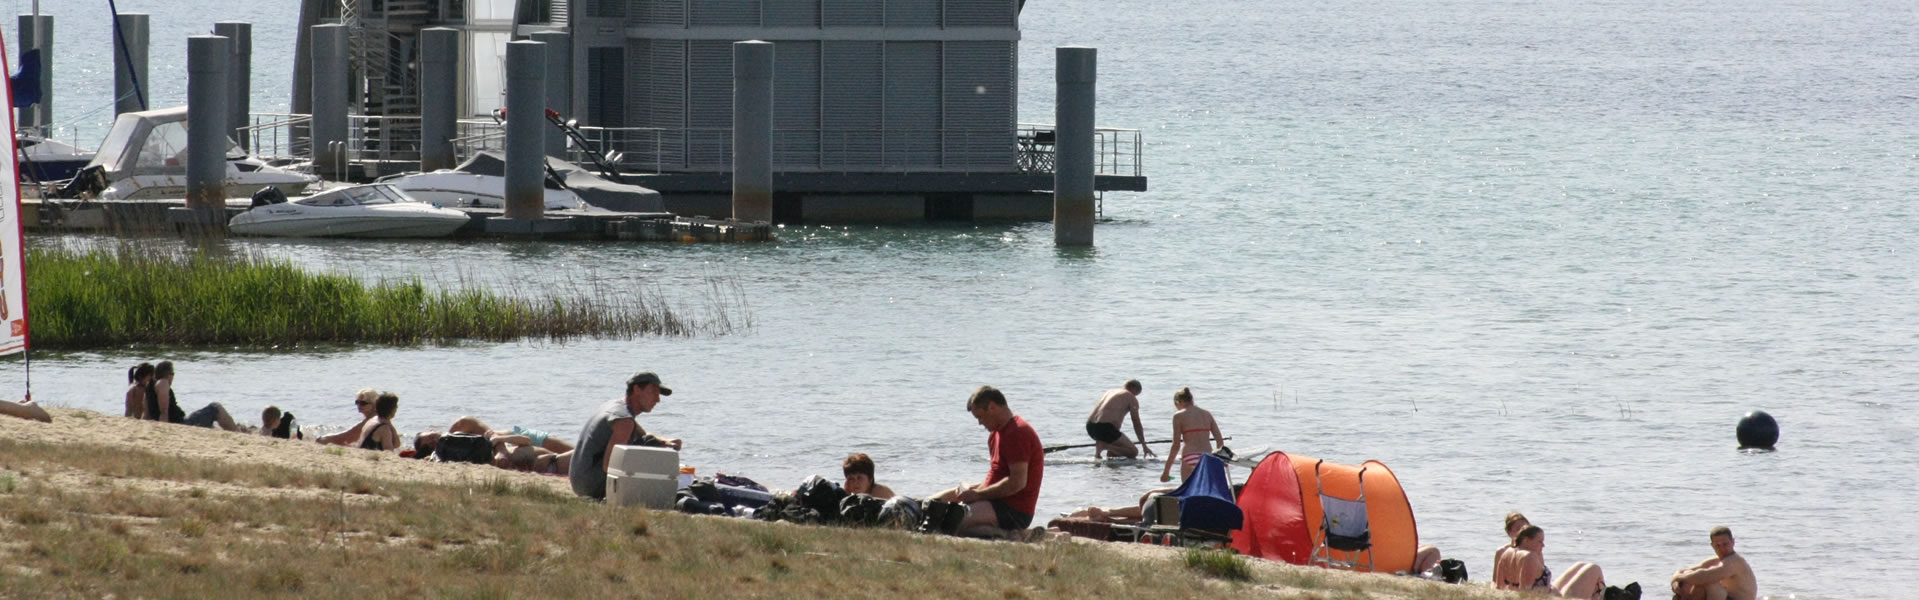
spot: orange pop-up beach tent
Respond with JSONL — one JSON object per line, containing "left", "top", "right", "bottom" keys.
{"left": 1230, "top": 452, "right": 1420, "bottom": 574}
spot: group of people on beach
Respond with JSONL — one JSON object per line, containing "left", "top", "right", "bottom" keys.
{"left": 1493, "top": 512, "right": 1756, "bottom": 600}
{"left": 9, "top": 363, "right": 1753, "bottom": 599}
{"left": 1075, "top": 378, "right": 1758, "bottom": 600}
{"left": 114, "top": 361, "right": 576, "bottom": 477}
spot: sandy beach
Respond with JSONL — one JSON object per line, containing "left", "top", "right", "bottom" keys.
{"left": 0, "top": 406, "right": 1542, "bottom": 599}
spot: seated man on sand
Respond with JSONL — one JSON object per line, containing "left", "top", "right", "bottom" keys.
{"left": 0, "top": 397, "right": 51, "bottom": 423}
{"left": 1671, "top": 526, "right": 1757, "bottom": 600}
{"left": 841, "top": 453, "right": 895, "bottom": 499}
{"left": 929, "top": 386, "right": 1045, "bottom": 539}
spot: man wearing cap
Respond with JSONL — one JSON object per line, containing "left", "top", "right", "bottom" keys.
{"left": 931, "top": 385, "right": 1045, "bottom": 539}
{"left": 569, "top": 372, "right": 682, "bottom": 500}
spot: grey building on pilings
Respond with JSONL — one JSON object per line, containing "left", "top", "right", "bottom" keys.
{"left": 313, "top": 0, "right": 1145, "bottom": 221}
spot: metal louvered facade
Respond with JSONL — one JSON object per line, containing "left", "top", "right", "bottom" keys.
{"left": 574, "top": 0, "right": 1019, "bottom": 172}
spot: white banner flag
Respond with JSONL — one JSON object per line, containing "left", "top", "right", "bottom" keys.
{"left": 0, "top": 33, "right": 29, "bottom": 357}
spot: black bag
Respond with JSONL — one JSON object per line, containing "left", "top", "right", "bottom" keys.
{"left": 838, "top": 493, "right": 887, "bottom": 526}
{"left": 271, "top": 412, "right": 300, "bottom": 439}
{"left": 794, "top": 476, "right": 847, "bottom": 524}
{"left": 1603, "top": 582, "right": 1642, "bottom": 600}
{"left": 686, "top": 476, "right": 723, "bottom": 503}
{"left": 1438, "top": 558, "right": 1469, "bottom": 583}
{"left": 917, "top": 499, "right": 967, "bottom": 536}
{"left": 433, "top": 433, "right": 492, "bottom": 464}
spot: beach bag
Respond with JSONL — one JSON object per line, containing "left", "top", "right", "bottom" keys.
{"left": 271, "top": 412, "right": 301, "bottom": 440}
{"left": 918, "top": 499, "right": 967, "bottom": 536}
{"left": 433, "top": 433, "right": 492, "bottom": 464}
{"left": 1438, "top": 558, "right": 1468, "bottom": 583}
{"left": 1603, "top": 582, "right": 1642, "bottom": 600}
{"left": 877, "top": 496, "right": 923, "bottom": 530}
{"left": 685, "top": 476, "right": 723, "bottom": 503}
{"left": 794, "top": 476, "right": 847, "bottom": 524}
{"left": 838, "top": 493, "right": 887, "bottom": 526}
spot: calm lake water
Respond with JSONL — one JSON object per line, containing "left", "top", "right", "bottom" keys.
{"left": 7, "top": 1, "right": 1917, "bottom": 597}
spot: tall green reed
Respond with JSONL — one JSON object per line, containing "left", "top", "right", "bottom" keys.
{"left": 24, "top": 243, "right": 749, "bottom": 349}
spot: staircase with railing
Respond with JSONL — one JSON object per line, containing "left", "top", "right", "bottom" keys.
{"left": 340, "top": 0, "right": 427, "bottom": 170}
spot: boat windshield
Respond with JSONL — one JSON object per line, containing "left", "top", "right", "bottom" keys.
{"left": 293, "top": 189, "right": 354, "bottom": 207}
{"left": 368, "top": 185, "right": 414, "bottom": 204}
{"left": 343, "top": 185, "right": 395, "bottom": 205}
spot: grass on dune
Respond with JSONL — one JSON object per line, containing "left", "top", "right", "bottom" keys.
{"left": 22, "top": 242, "right": 749, "bottom": 349}
{"left": 0, "top": 436, "right": 1241, "bottom": 600}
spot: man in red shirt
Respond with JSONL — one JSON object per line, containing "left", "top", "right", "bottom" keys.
{"left": 933, "top": 386, "right": 1045, "bottom": 538}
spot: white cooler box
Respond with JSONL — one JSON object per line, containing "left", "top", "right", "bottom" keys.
{"left": 605, "top": 444, "right": 679, "bottom": 509}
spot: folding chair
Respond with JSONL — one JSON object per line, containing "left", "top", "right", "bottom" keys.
{"left": 1309, "top": 459, "right": 1374, "bottom": 571}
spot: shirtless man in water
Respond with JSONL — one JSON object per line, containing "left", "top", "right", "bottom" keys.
{"left": 1671, "top": 526, "right": 1757, "bottom": 600}
{"left": 1085, "top": 380, "right": 1155, "bottom": 459}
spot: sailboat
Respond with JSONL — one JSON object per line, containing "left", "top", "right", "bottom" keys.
{"left": 0, "top": 26, "right": 49, "bottom": 423}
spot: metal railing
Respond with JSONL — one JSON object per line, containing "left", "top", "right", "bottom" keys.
{"left": 240, "top": 113, "right": 313, "bottom": 162}
{"left": 236, "top": 114, "right": 1146, "bottom": 180}
{"left": 1017, "top": 123, "right": 1143, "bottom": 177}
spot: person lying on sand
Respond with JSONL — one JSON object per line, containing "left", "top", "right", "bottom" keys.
{"left": 445, "top": 415, "right": 575, "bottom": 454}
{"left": 1062, "top": 487, "right": 1177, "bottom": 525}
{"left": 0, "top": 397, "right": 50, "bottom": 423}
{"left": 842, "top": 453, "right": 895, "bottom": 500}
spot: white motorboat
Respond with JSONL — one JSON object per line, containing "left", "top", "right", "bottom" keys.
{"left": 63, "top": 106, "right": 316, "bottom": 201}
{"left": 228, "top": 184, "right": 471, "bottom": 238}
{"left": 381, "top": 169, "right": 592, "bottom": 211}
{"left": 378, "top": 151, "right": 670, "bottom": 214}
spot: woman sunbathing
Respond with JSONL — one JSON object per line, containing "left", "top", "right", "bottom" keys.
{"left": 1498, "top": 524, "right": 1608, "bottom": 599}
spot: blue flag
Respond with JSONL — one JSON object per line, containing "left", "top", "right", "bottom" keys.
{"left": 10, "top": 48, "right": 41, "bottom": 108}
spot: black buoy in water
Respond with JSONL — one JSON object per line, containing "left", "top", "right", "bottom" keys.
{"left": 1737, "top": 410, "right": 1779, "bottom": 450}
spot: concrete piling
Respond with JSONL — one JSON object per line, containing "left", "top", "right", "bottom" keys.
{"left": 186, "top": 35, "right": 231, "bottom": 214}
{"left": 213, "top": 22, "right": 252, "bottom": 151}
{"left": 17, "top": 14, "right": 52, "bottom": 132}
{"left": 732, "top": 41, "right": 774, "bottom": 223}
{"left": 113, "top": 13, "right": 150, "bottom": 116}
{"left": 530, "top": 31, "right": 572, "bottom": 159}
{"left": 1053, "top": 47, "right": 1097, "bottom": 247}
{"left": 419, "top": 28, "right": 459, "bottom": 172}
{"left": 310, "top": 24, "right": 349, "bottom": 180}
{"left": 503, "top": 40, "right": 547, "bottom": 221}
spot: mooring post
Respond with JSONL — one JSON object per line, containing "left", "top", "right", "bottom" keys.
{"left": 419, "top": 27, "right": 459, "bottom": 172}
{"left": 530, "top": 31, "right": 572, "bottom": 159}
{"left": 17, "top": 14, "right": 53, "bottom": 133}
{"left": 213, "top": 22, "right": 252, "bottom": 151}
{"left": 733, "top": 41, "right": 774, "bottom": 223}
{"left": 503, "top": 40, "right": 547, "bottom": 221}
{"left": 311, "top": 24, "right": 349, "bottom": 181}
{"left": 1054, "top": 47, "right": 1097, "bottom": 247}
{"left": 186, "top": 35, "right": 232, "bottom": 218}
{"left": 113, "top": 13, "right": 150, "bottom": 116}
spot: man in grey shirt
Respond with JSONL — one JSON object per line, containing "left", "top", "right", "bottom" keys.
{"left": 570, "top": 372, "right": 683, "bottom": 500}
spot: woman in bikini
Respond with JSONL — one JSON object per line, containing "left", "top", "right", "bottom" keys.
{"left": 1498, "top": 524, "right": 1609, "bottom": 599}
{"left": 354, "top": 392, "right": 402, "bottom": 452}
{"left": 1158, "top": 387, "right": 1224, "bottom": 482}
{"left": 125, "top": 363, "right": 155, "bottom": 418}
